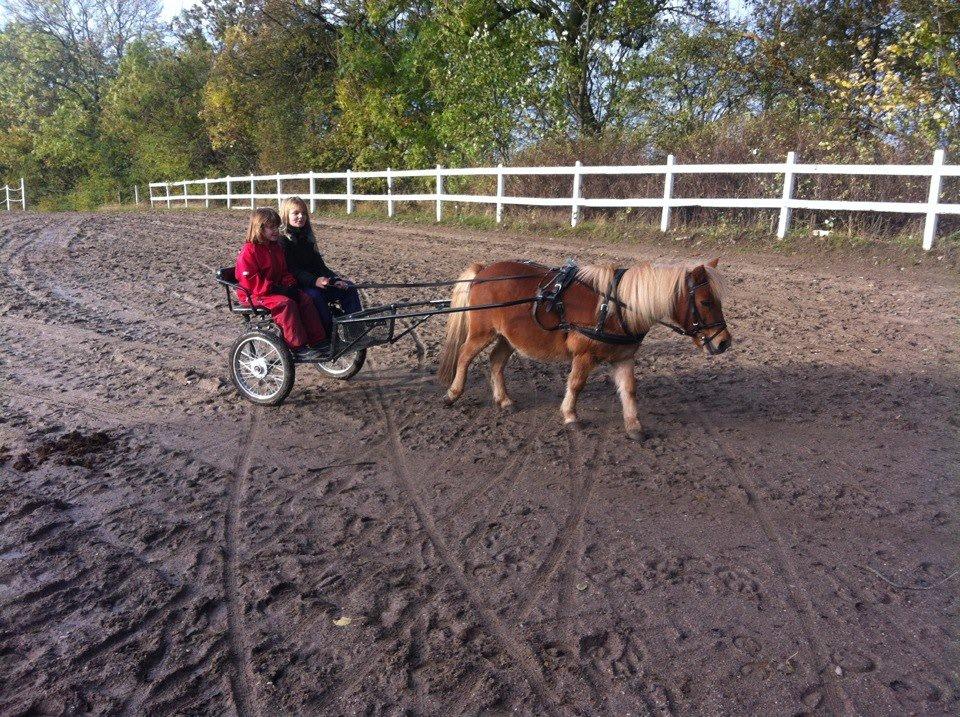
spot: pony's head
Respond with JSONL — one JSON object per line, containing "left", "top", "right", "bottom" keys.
{"left": 672, "top": 258, "right": 732, "bottom": 355}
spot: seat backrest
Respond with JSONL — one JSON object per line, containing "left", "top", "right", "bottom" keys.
{"left": 217, "top": 267, "right": 238, "bottom": 284}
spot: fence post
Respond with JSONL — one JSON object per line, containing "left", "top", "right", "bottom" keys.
{"left": 165, "top": 183, "right": 171, "bottom": 208}
{"left": 923, "top": 149, "right": 945, "bottom": 251}
{"left": 571, "top": 160, "right": 582, "bottom": 227}
{"left": 660, "top": 154, "right": 675, "bottom": 232}
{"left": 226, "top": 177, "right": 232, "bottom": 209}
{"left": 183, "top": 180, "right": 188, "bottom": 206}
{"left": 249, "top": 175, "right": 255, "bottom": 209}
{"left": 276, "top": 172, "right": 282, "bottom": 208}
{"left": 387, "top": 168, "right": 394, "bottom": 217}
{"left": 496, "top": 163, "right": 504, "bottom": 224}
{"left": 5, "top": 184, "right": 10, "bottom": 211}
{"left": 436, "top": 165, "right": 443, "bottom": 222}
{"left": 204, "top": 179, "right": 210, "bottom": 208}
{"left": 134, "top": 185, "right": 139, "bottom": 205}
{"left": 346, "top": 169, "right": 353, "bottom": 214}
{"left": 777, "top": 151, "right": 796, "bottom": 239}
{"left": 309, "top": 171, "right": 316, "bottom": 214}
{"left": 149, "top": 185, "right": 154, "bottom": 206}
{"left": 20, "top": 177, "right": 25, "bottom": 210}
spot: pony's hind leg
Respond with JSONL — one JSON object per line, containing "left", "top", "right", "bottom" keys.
{"left": 612, "top": 359, "right": 643, "bottom": 439}
{"left": 489, "top": 336, "right": 516, "bottom": 410}
{"left": 560, "top": 353, "right": 597, "bottom": 424}
{"left": 445, "top": 330, "right": 496, "bottom": 405}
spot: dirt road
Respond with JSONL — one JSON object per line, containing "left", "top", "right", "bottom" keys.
{"left": 0, "top": 210, "right": 957, "bottom": 715}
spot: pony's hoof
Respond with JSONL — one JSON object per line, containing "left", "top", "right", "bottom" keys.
{"left": 442, "top": 394, "right": 458, "bottom": 407}
{"left": 498, "top": 400, "right": 516, "bottom": 413}
{"left": 626, "top": 429, "right": 644, "bottom": 441}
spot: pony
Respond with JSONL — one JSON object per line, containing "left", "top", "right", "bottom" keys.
{"left": 437, "top": 259, "right": 731, "bottom": 439}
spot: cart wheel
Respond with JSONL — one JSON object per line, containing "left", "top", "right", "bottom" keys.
{"left": 316, "top": 348, "right": 366, "bottom": 380}
{"left": 230, "top": 331, "right": 295, "bottom": 405}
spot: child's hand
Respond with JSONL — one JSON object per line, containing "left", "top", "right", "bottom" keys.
{"left": 315, "top": 277, "right": 331, "bottom": 288}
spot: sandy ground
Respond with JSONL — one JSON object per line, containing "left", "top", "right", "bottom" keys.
{"left": 0, "top": 210, "right": 957, "bottom": 716}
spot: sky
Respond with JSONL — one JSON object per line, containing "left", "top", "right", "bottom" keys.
{"left": 161, "top": 0, "right": 200, "bottom": 22}
{"left": 0, "top": 0, "right": 198, "bottom": 24}
{"left": 4, "top": 0, "right": 751, "bottom": 29}
{"left": 158, "top": 0, "right": 750, "bottom": 23}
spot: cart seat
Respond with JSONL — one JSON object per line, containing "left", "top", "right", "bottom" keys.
{"left": 216, "top": 267, "right": 271, "bottom": 316}
{"left": 217, "top": 267, "right": 239, "bottom": 285}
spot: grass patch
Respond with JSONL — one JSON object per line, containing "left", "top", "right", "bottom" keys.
{"left": 121, "top": 199, "right": 959, "bottom": 270}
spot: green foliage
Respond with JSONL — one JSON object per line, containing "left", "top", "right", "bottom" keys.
{"left": 102, "top": 38, "right": 216, "bottom": 184}
{"left": 0, "top": 0, "right": 957, "bottom": 209}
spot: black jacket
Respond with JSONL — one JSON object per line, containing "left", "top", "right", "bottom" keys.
{"left": 281, "top": 226, "right": 338, "bottom": 288}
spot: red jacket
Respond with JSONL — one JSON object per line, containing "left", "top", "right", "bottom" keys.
{"left": 236, "top": 240, "right": 298, "bottom": 304}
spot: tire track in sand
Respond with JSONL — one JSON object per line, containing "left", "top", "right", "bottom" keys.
{"left": 361, "top": 372, "right": 567, "bottom": 716}
{"left": 309, "top": 382, "right": 554, "bottom": 711}
{"left": 677, "top": 394, "right": 855, "bottom": 716}
{"left": 224, "top": 408, "right": 261, "bottom": 717}
{"left": 440, "top": 361, "right": 569, "bottom": 526}
{"left": 443, "top": 412, "right": 613, "bottom": 715}
{"left": 512, "top": 422, "right": 610, "bottom": 622}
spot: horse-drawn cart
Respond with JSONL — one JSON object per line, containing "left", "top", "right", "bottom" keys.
{"left": 216, "top": 259, "right": 730, "bottom": 437}
{"left": 216, "top": 267, "right": 452, "bottom": 405}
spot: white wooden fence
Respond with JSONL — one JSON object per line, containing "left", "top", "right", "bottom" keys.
{"left": 149, "top": 152, "right": 959, "bottom": 250}
{"left": 1, "top": 178, "right": 26, "bottom": 211}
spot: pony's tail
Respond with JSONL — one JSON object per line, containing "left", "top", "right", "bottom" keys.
{"left": 438, "top": 263, "right": 483, "bottom": 386}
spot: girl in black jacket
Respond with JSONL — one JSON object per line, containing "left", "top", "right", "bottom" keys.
{"left": 279, "top": 197, "right": 362, "bottom": 332}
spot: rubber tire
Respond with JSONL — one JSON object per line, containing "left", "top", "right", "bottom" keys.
{"left": 316, "top": 291, "right": 367, "bottom": 380}
{"left": 229, "top": 330, "right": 295, "bottom": 406}
{"left": 316, "top": 348, "right": 366, "bottom": 380}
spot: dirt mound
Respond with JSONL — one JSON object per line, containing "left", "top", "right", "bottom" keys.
{"left": 12, "top": 429, "right": 112, "bottom": 471}
{"left": 0, "top": 210, "right": 957, "bottom": 715}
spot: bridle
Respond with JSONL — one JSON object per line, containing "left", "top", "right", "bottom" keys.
{"left": 658, "top": 273, "right": 728, "bottom": 354}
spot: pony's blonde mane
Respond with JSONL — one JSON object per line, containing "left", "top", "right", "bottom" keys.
{"left": 577, "top": 262, "right": 725, "bottom": 333}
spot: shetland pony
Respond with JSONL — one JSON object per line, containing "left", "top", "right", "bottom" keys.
{"left": 437, "top": 259, "right": 731, "bottom": 438}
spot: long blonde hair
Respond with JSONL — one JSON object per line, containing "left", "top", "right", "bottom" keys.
{"left": 279, "top": 196, "right": 315, "bottom": 242}
{"left": 577, "top": 262, "right": 726, "bottom": 333}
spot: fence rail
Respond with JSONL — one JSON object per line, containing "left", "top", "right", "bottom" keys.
{"left": 150, "top": 152, "right": 959, "bottom": 250}
{"left": 1, "top": 178, "right": 26, "bottom": 211}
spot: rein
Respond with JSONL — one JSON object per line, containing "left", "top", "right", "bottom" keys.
{"left": 349, "top": 272, "right": 544, "bottom": 290}
{"left": 347, "top": 261, "right": 726, "bottom": 351}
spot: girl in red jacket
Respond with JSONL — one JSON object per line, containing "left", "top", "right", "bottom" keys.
{"left": 236, "top": 208, "right": 327, "bottom": 360}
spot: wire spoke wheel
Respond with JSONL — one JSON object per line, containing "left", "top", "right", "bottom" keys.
{"left": 230, "top": 331, "right": 294, "bottom": 405}
{"left": 316, "top": 348, "right": 366, "bottom": 380}
{"left": 316, "top": 301, "right": 368, "bottom": 380}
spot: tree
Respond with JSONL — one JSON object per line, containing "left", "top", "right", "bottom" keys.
{"left": 0, "top": 0, "right": 162, "bottom": 110}
{"left": 101, "top": 37, "right": 217, "bottom": 183}
{"left": 197, "top": 0, "right": 341, "bottom": 171}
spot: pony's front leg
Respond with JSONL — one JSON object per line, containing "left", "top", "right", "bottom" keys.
{"left": 612, "top": 359, "right": 643, "bottom": 440}
{"left": 560, "top": 353, "right": 597, "bottom": 424}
